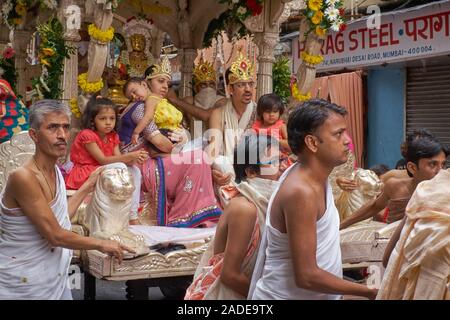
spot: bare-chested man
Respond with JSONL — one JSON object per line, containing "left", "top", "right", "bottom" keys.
{"left": 340, "top": 131, "right": 448, "bottom": 230}
{"left": 249, "top": 99, "right": 377, "bottom": 300}
{"left": 0, "top": 100, "right": 133, "bottom": 300}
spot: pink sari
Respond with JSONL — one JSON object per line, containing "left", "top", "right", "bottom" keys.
{"left": 141, "top": 151, "right": 222, "bottom": 228}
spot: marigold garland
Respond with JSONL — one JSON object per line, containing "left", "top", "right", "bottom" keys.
{"left": 70, "top": 98, "right": 81, "bottom": 118}
{"left": 301, "top": 51, "right": 324, "bottom": 65}
{"left": 292, "top": 82, "right": 312, "bottom": 102}
{"left": 302, "top": 0, "right": 346, "bottom": 38}
{"left": 78, "top": 73, "right": 104, "bottom": 93}
{"left": 88, "top": 24, "right": 115, "bottom": 44}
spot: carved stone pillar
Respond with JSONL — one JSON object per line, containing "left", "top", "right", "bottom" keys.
{"left": 11, "top": 30, "right": 32, "bottom": 98}
{"left": 244, "top": 0, "right": 305, "bottom": 99}
{"left": 179, "top": 48, "right": 197, "bottom": 99}
{"left": 60, "top": 2, "right": 82, "bottom": 102}
{"left": 253, "top": 32, "right": 278, "bottom": 99}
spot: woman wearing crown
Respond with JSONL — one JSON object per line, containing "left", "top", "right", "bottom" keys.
{"left": 123, "top": 56, "right": 184, "bottom": 146}
{"left": 118, "top": 57, "right": 222, "bottom": 228}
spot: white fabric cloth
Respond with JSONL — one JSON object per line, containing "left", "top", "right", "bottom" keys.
{"left": 185, "top": 177, "right": 279, "bottom": 300}
{"left": 377, "top": 169, "right": 450, "bottom": 300}
{"left": 129, "top": 165, "right": 141, "bottom": 220}
{"left": 0, "top": 167, "right": 73, "bottom": 300}
{"left": 220, "top": 99, "right": 256, "bottom": 163}
{"left": 211, "top": 99, "right": 256, "bottom": 207}
{"left": 249, "top": 164, "right": 343, "bottom": 300}
{"left": 129, "top": 225, "right": 216, "bottom": 247}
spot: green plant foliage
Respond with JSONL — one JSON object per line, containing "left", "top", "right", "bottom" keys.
{"left": 31, "top": 17, "right": 75, "bottom": 100}
{"left": 272, "top": 56, "right": 291, "bottom": 105}
{"left": 203, "top": 0, "right": 264, "bottom": 48}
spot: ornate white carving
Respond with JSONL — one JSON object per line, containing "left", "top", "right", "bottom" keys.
{"left": 64, "top": 5, "right": 81, "bottom": 31}
{"left": 63, "top": 5, "right": 81, "bottom": 41}
{"left": 0, "top": 131, "right": 35, "bottom": 191}
{"left": 85, "top": 240, "right": 212, "bottom": 279}
{"left": 279, "top": 0, "right": 306, "bottom": 25}
{"left": 242, "top": 12, "right": 264, "bottom": 33}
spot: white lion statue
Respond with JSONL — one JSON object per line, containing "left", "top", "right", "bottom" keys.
{"left": 85, "top": 162, "right": 149, "bottom": 257}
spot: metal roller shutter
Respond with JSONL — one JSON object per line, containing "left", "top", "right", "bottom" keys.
{"left": 406, "top": 63, "right": 450, "bottom": 149}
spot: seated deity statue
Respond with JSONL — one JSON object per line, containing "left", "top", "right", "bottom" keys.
{"left": 105, "top": 66, "right": 129, "bottom": 108}
{"left": 127, "top": 34, "right": 150, "bottom": 77}
{"left": 335, "top": 168, "right": 383, "bottom": 223}
{"left": 85, "top": 163, "right": 149, "bottom": 257}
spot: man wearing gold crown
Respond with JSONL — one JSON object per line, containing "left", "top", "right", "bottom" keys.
{"left": 167, "top": 59, "right": 224, "bottom": 141}
{"left": 206, "top": 52, "right": 257, "bottom": 192}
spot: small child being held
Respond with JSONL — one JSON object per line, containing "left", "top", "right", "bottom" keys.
{"left": 65, "top": 97, "right": 148, "bottom": 224}
{"left": 123, "top": 57, "right": 184, "bottom": 145}
{"left": 252, "top": 94, "right": 292, "bottom": 170}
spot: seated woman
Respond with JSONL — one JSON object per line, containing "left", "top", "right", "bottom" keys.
{"left": 185, "top": 134, "right": 282, "bottom": 299}
{"left": 119, "top": 77, "right": 222, "bottom": 228}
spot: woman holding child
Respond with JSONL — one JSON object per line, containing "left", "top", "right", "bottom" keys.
{"left": 118, "top": 57, "right": 222, "bottom": 228}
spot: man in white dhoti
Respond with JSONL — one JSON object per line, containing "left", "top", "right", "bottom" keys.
{"left": 0, "top": 100, "right": 133, "bottom": 300}
{"left": 206, "top": 52, "right": 257, "bottom": 198}
{"left": 248, "top": 99, "right": 378, "bottom": 300}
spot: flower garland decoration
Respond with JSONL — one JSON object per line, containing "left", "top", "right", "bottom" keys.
{"left": 88, "top": 24, "right": 115, "bottom": 44}
{"left": 203, "top": 0, "right": 264, "bottom": 47}
{"left": 31, "top": 17, "right": 74, "bottom": 100}
{"left": 70, "top": 98, "right": 81, "bottom": 118}
{"left": 78, "top": 73, "right": 104, "bottom": 93}
{"left": 292, "top": 82, "right": 312, "bottom": 102}
{"left": 0, "top": 46, "right": 18, "bottom": 92}
{"left": 303, "top": 0, "right": 346, "bottom": 38}
{"left": 301, "top": 51, "right": 324, "bottom": 65}
{"left": 1, "top": 0, "right": 59, "bottom": 30}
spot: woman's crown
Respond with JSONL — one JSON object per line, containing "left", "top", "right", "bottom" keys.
{"left": 228, "top": 52, "right": 254, "bottom": 85}
{"left": 147, "top": 55, "right": 171, "bottom": 80}
{"left": 193, "top": 59, "right": 216, "bottom": 84}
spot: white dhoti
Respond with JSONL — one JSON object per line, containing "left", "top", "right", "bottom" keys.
{"left": 0, "top": 167, "right": 73, "bottom": 299}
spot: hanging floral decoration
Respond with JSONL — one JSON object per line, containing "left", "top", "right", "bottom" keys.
{"left": 78, "top": 73, "right": 104, "bottom": 93}
{"left": 203, "top": 0, "right": 264, "bottom": 47}
{"left": 31, "top": 18, "right": 74, "bottom": 100}
{"left": 291, "top": 82, "right": 312, "bottom": 102}
{"left": 301, "top": 51, "right": 324, "bottom": 65}
{"left": 88, "top": 24, "right": 115, "bottom": 44}
{"left": 70, "top": 98, "right": 81, "bottom": 118}
{"left": 1, "top": 0, "right": 59, "bottom": 30}
{"left": 303, "top": 0, "right": 346, "bottom": 37}
{"left": 0, "top": 46, "right": 18, "bottom": 92}
{"left": 291, "top": 1, "right": 346, "bottom": 102}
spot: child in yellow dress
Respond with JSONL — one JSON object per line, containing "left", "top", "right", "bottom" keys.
{"left": 123, "top": 56, "right": 183, "bottom": 145}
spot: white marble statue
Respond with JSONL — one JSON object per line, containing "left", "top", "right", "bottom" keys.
{"left": 85, "top": 163, "right": 149, "bottom": 257}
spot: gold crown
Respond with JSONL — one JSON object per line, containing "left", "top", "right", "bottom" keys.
{"left": 193, "top": 59, "right": 216, "bottom": 84}
{"left": 228, "top": 52, "right": 254, "bottom": 85}
{"left": 147, "top": 55, "right": 171, "bottom": 80}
